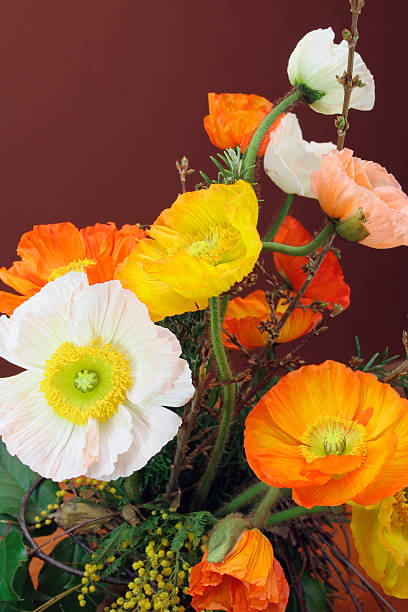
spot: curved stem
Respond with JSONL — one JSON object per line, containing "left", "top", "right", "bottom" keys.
{"left": 264, "top": 194, "right": 295, "bottom": 242}
{"left": 266, "top": 505, "right": 332, "bottom": 525}
{"left": 214, "top": 482, "right": 269, "bottom": 518}
{"left": 191, "top": 296, "right": 235, "bottom": 510}
{"left": 252, "top": 487, "right": 281, "bottom": 529}
{"left": 245, "top": 90, "right": 302, "bottom": 183}
{"left": 262, "top": 221, "right": 334, "bottom": 255}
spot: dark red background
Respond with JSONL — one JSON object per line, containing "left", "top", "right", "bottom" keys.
{"left": 0, "top": 2, "right": 407, "bottom": 609}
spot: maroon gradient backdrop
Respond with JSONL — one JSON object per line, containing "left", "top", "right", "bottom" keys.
{"left": 0, "top": 2, "right": 407, "bottom": 609}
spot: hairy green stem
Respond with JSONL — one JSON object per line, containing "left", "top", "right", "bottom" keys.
{"left": 262, "top": 221, "right": 334, "bottom": 255}
{"left": 214, "top": 482, "right": 269, "bottom": 518}
{"left": 245, "top": 90, "right": 302, "bottom": 183}
{"left": 191, "top": 296, "right": 236, "bottom": 510}
{"left": 266, "top": 505, "right": 332, "bottom": 525}
{"left": 252, "top": 487, "right": 281, "bottom": 529}
{"left": 264, "top": 194, "right": 295, "bottom": 242}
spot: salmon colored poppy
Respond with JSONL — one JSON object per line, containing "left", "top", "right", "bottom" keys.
{"left": 116, "top": 181, "right": 262, "bottom": 322}
{"left": 273, "top": 216, "right": 350, "bottom": 310}
{"left": 204, "top": 93, "right": 283, "bottom": 154}
{"left": 351, "top": 489, "right": 408, "bottom": 598}
{"left": 244, "top": 361, "right": 408, "bottom": 508}
{"left": 222, "top": 289, "right": 321, "bottom": 349}
{"left": 188, "top": 528, "right": 289, "bottom": 612}
{"left": 311, "top": 148, "right": 408, "bottom": 248}
{"left": 0, "top": 222, "right": 145, "bottom": 315}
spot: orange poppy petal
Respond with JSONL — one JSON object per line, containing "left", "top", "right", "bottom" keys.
{"left": 292, "top": 429, "right": 398, "bottom": 508}
{"left": 274, "top": 216, "right": 350, "bottom": 309}
{"left": 0, "top": 291, "right": 27, "bottom": 315}
{"left": 275, "top": 298, "right": 322, "bottom": 343}
{"left": 222, "top": 290, "right": 270, "bottom": 350}
{"left": 80, "top": 222, "right": 117, "bottom": 259}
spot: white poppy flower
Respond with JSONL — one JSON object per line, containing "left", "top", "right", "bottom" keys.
{"left": 0, "top": 272, "right": 194, "bottom": 481}
{"left": 287, "top": 28, "right": 375, "bottom": 114}
{"left": 264, "top": 113, "right": 336, "bottom": 198}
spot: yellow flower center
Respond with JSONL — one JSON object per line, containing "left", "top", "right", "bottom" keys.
{"left": 48, "top": 258, "right": 96, "bottom": 281}
{"left": 40, "top": 341, "right": 132, "bottom": 425}
{"left": 392, "top": 490, "right": 408, "bottom": 526}
{"left": 185, "top": 226, "right": 240, "bottom": 266}
{"left": 300, "top": 416, "right": 367, "bottom": 463}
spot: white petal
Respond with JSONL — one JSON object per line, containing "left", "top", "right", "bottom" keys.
{"left": 154, "top": 360, "right": 195, "bottom": 407}
{"left": 102, "top": 401, "right": 182, "bottom": 481}
{"left": 0, "top": 272, "right": 88, "bottom": 370}
{"left": 287, "top": 28, "right": 333, "bottom": 87}
{"left": 0, "top": 372, "right": 88, "bottom": 481}
{"left": 264, "top": 113, "right": 336, "bottom": 198}
{"left": 84, "top": 407, "right": 134, "bottom": 479}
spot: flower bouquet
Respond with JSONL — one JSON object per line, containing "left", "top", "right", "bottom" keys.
{"left": 0, "top": 1, "right": 408, "bottom": 611}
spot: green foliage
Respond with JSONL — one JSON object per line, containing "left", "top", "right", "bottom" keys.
{"left": 171, "top": 511, "right": 215, "bottom": 551}
{"left": 160, "top": 309, "right": 207, "bottom": 374}
{"left": 0, "top": 531, "right": 28, "bottom": 601}
{"left": 0, "top": 440, "right": 59, "bottom": 523}
{"left": 200, "top": 147, "right": 255, "bottom": 186}
{"left": 302, "top": 574, "right": 327, "bottom": 612}
{"left": 141, "top": 448, "right": 173, "bottom": 499}
{"left": 91, "top": 523, "right": 131, "bottom": 564}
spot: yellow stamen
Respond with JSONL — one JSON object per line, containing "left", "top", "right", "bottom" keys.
{"left": 392, "top": 490, "right": 408, "bottom": 526}
{"left": 41, "top": 341, "right": 132, "bottom": 425}
{"left": 48, "top": 258, "right": 96, "bottom": 281}
{"left": 300, "top": 416, "right": 367, "bottom": 463}
{"left": 184, "top": 225, "right": 240, "bottom": 266}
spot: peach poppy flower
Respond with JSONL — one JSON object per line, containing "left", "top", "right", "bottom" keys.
{"left": 204, "top": 93, "right": 283, "bottom": 154}
{"left": 188, "top": 528, "right": 289, "bottom": 612}
{"left": 0, "top": 222, "right": 145, "bottom": 315}
{"left": 222, "top": 289, "right": 321, "bottom": 349}
{"left": 244, "top": 361, "right": 408, "bottom": 508}
{"left": 311, "top": 148, "right": 408, "bottom": 248}
{"left": 351, "top": 489, "right": 408, "bottom": 598}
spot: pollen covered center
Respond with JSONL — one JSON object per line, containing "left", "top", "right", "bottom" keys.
{"left": 300, "top": 416, "right": 367, "bottom": 464}
{"left": 185, "top": 225, "right": 241, "bottom": 266}
{"left": 41, "top": 341, "right": 132, "bottom": 425}
{"left": 48, "top": 258, "right": 96, "bottom": 282}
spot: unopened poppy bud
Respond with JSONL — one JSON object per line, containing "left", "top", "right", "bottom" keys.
{"left": 50, "top": 499, "right": 114, "bottom": 534}
{"left": 334, "top": 208, "right": 370, "bottom": 243}
{"left": 206, "top": 514, "right": 250, "bottom": 563}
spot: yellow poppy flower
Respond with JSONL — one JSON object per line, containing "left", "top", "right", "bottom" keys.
{"left": 116, "top": 180, "right": 262, "bottom": 321}
{"left": 351, "top": 490, "right": 408, "bottom": 598}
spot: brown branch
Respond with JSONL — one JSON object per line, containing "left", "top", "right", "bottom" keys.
{"left": 336, "top": 0, "right": 366, "bottom": 150}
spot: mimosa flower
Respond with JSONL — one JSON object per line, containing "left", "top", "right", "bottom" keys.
{"left": 0, "top": 221, "right": 145, "bottom": 315}
{"left": 244, "top": 361, "right": 408, "bottom": 508}
{"left": 116, "top": 181, "right": 262, "bottom": 321}
{"left": 222, "top": 289, "right": 322, "bottom": 350}
{"left": 287, "top": 27, "right": 375, "bottom": 114}
{"left": 188, "top": 528, "right": 289, "bottom": 612}
{"left": 264, "top": 113, "right": 336, "bottom": 198}
{"left": 351, "top": 490, "right": 408, "bottom": 598}
{"left": 204, "top": 93, "right": 284, "bottom": 154}
{"left": 273, "top": 216, "right": 350, "bottom": 310}
{"left": 311, "top": 148, "right": 408, "bottom": 248}
{"left": 0, "top": 272, "right": 194, "bottom": 481}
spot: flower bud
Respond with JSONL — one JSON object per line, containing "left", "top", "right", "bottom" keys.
{"left": 50, "top": 499, "right": 114, "bottom": 534}
{"left": 334, "top": 208, "right": 370, "bottom": 243}
{"left": 206, "top": 514, "right": 250, "bottom": 563}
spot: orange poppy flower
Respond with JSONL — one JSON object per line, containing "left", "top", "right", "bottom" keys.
{"left": 273, "top": 216, "right": 350, "bottom": 310}
{"left": 0, "top": 222, "right": 145, "bottom": 314}
{"left": 188, "top": 528, "right": 289, "bottom": 612}
{"left": 204, "top": 93, "right": 283, "bottom": 154}
{"left": 222, "top": 289, "right": 321, "bottom": 349}
{"left": 311, "top": 148, "right": 408, "bottom": 248}
{"left": 244, "top": 361, "right": 408, "bottom": 508}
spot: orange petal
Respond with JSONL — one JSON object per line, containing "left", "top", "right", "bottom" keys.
{"left": 275, "top": 297, "right": 322, "bottom": 343}
{"left": 0, "top": 291, "right": 27, "bottom": 315}
{"left": 300, "top": 454, "right": 363, "bottom": 477}
{"left": 222, "top": 290, "right": 270, "bottom": 350}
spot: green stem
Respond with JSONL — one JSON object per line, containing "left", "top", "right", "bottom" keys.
{"left": 252, "top": 487, "right": 281, "bottom": 529}
{"left": 219, "top": 294, "right": 229, "bottom": 323}
{"left": 264, "top": 194, "right": 295, "bottom": 242}
{"left": 191, "top": 297, "right": 236, "bottom": 510}
{"left": 262, "top": 221, "right": 334, "bottom": 255}
{"left": 245, "top": 90, "right": 302, "bottom": 183}
{"left": 266, "top": 505, "right": 332, "bottom": 525}
{"left": 214, "top": 482, "right": 269, "bottom": 518}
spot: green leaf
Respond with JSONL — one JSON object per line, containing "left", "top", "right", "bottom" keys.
{"left": 0, "top": 440, "right": 58, "bottom": 523}
{"left": 0, "top": 531, "right": 28, "bottom": 601}
{"left": 0, "top": 563, "right": 34, "bottom": 610}
{"left": 302, "top": 573, "right": 327, "bottom": 612}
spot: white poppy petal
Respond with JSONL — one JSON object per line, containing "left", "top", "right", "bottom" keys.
{"left": 0, "top": 272, "right": 88, "bottom": 370}
{"left": 264, "top": 113, "right": 336, "bottom": 198}
{"left": 154, "top": 361, "right": 195, "bottom": 407}
{"left": 104, "top": 402, "right": 182, "bottom": 481}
